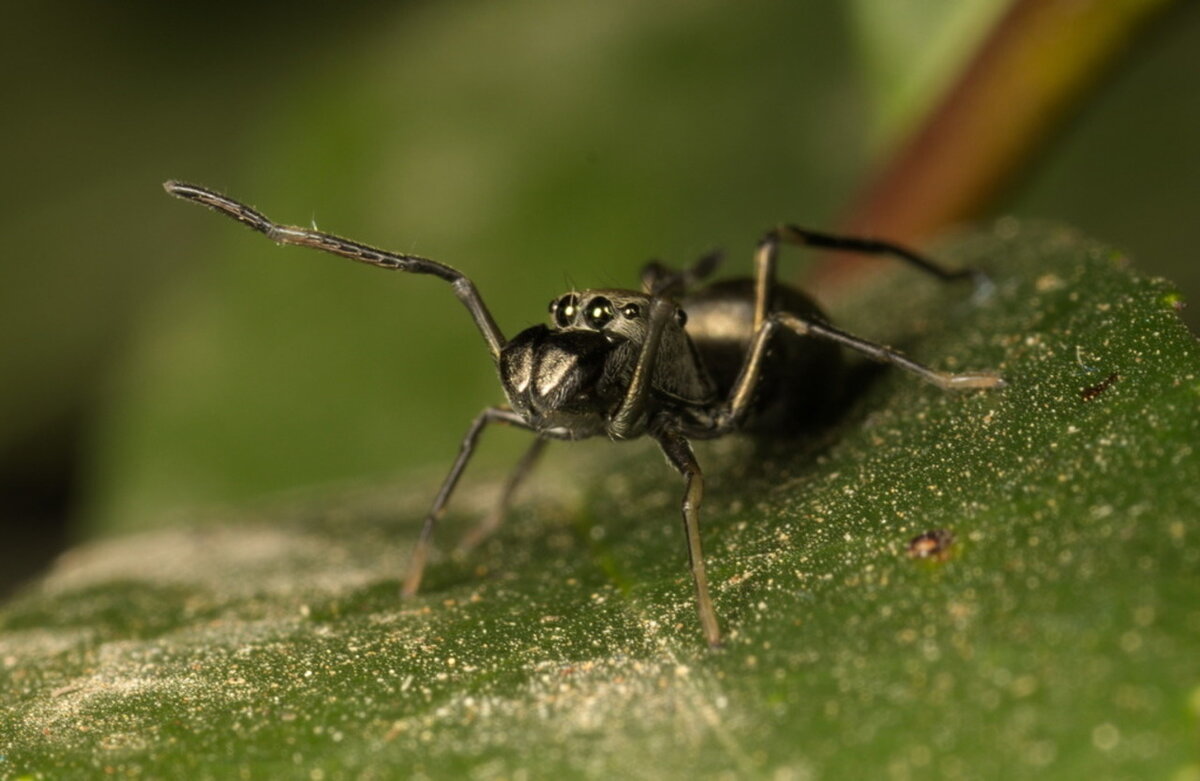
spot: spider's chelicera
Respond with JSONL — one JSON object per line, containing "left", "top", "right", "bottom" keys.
{"left": 164, "top": 181, "right": 1005, "bottom": 647}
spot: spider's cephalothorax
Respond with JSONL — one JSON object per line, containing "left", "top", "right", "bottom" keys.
{"left": 499, "top": 289, "right": 715, "bottom": 440}
{"left": 164, "top": 181, "right": 1005, "bottom": 647}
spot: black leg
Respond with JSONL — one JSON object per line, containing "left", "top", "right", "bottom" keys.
{"left": 751, "top": 235, "right": 779, "bottom": 333}
{"left": 402, "top": 407, "right": 533, "bottom": 597}
{"left": 771, "top": 224, "right": 984, "bottom": 285}
{"left": 456, "top": 437, "right": 549, "bottom": 554}
{"left": 749, "top": 224, "right": 989, "bottom": 338}
{"left": 640, "top": 250, "right": 724, "bottom": 297}
{"left": 776, "top": 313, "right": 1005, "bottom": 390}
{"left": 164, "top": 181, "right": 507, "bottom": 360}
{"left": 716, "top": 312, "right": 1004, "bottom": 432}
{"left": 715, "top": 224, "right": 1003, "bottom": 431}
{"left": 655, "top": 431, "right": 722, "bottom": 648}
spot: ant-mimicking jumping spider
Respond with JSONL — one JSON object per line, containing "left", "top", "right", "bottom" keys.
{"left": 164, "top": 181, "right": 1004, "bottom": 647}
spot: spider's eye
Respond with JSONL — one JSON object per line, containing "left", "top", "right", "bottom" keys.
{"left": 584, "top": 296, "right": 615, "bottom": 329}
{"left": 553, "top": 295, "right": 579, "bottom": 328}
{"left": 676, "top": 308, "right": 688, "bottom": 327}
{"left": 621, "top": 303, "right": 640, "bottom": 318}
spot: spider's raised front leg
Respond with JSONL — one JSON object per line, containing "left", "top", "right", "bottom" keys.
{"left": 162, "top": 182, "right": 534, "bottom": 599}
{"left": 163, "top": 181, "right": 507, "bottom": 360}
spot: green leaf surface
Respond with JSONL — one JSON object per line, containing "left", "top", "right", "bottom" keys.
{"left": 2, "top": 225, "right": 1198, "bottom": 778}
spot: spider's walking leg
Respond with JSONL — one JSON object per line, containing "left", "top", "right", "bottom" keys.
{"left": 456, "top": 437, "right": 549, "bottom": 554}
{"left": 402, "top": 407, "right": 533, "bottom": 597}
{"left": 712, "top": 226, "right": 1005, "bottom": 430}
{"left": 718, "top": 311, "right": 1003, "bottom": 431}
{"left": 778, "top": 314, "right": 1005, "bottom": 389}
{"left": 655, "top": 431, "right": 722, "bottom": 648}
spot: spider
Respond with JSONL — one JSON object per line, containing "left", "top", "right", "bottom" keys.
{"left": 164, "top": 181, "right": 1004, "bottom": 647}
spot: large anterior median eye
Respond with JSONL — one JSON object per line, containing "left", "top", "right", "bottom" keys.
{"left": 584, "top": 296, "right": 614, "bottom": 329}
{"left": 552, "top": 294, "right": 579, "bottom": 328}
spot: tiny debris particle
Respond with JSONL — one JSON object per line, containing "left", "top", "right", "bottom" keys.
{"left": 51, "top": 683, "right": 85, "bottom": 698}
{"left": 908, "top": 529, "right": 955, "bottom": 561}
{"left": 1081, "top": 372, "right": 1119, "bottom": 402}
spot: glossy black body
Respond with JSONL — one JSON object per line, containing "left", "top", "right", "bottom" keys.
{"left": 497, "top": 277, "right": 842, "bottom": 446}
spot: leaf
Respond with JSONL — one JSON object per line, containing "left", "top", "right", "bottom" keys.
{"left": 2, "top": 224, "right": 1197, "bottom": 778}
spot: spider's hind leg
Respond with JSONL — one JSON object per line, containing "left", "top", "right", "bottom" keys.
{"left": 715, "top": 226, "right": 1004, "bottom": 433}
{"left": 773, "top": 313, "right": 1006, "bottom": 391}
{"left": 715, "top": 310, "right": 1004, "bottom": 433}
{"left": 751, "top": 224, "right": 992, "bottom": 332}
{"left": 771, "top": 224, "right": 988, "bottom": 287}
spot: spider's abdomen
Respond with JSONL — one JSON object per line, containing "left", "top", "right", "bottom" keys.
{"left": 683, "top": 278, "right": 843, "bottom": 434}
{"left": 499, "top": 325, "right": 616, "bottom": 438}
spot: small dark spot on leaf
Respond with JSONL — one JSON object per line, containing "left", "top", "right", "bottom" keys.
{"left": 908, "top": 529, "right": 954, "bottom": 561}
{"left": 1081, "top": 373, "right": 1119, "bottom": 402}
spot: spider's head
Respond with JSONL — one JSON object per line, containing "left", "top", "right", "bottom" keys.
{"left": 548, "top": 289, "right": 687, "bottom": 343}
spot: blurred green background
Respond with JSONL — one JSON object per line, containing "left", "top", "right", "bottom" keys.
{"left": 2, "top": 2, "right": 1197, "bottom": 592}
